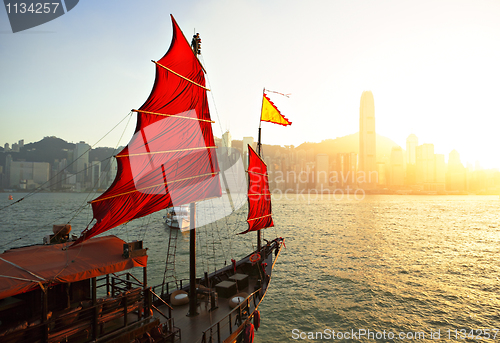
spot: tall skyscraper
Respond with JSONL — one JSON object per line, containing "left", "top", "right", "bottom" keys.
{"left": 242, "top": 137, "right": 254, "bottom": 155}
{"left": 315, "top": 154, "right": 329, "bottom": 190}
{"left": 389, "top": 147, "right": 404, "bottom": 186}
{"left": 406, "top": 134, "right": 418, "bottom": 165}
{"left": 221, "top": 131, "right": 232, "bottom": 148}
{"left": 415, "top": 143, "right": 435, "bottom": 184}
{"left": 221, "top": 131, "right": 232, "bottom": 157}
{"left": 447, "top": 150, "right": 466, "bottom": 191}
{"left": 74, "top": 141, "right": 90, "bottom": 184}
{"left": 359, "top": 91, "right": 376, "bottom": 187}
{"left": 336, "top": 153, "right": 357, "bottom": 187}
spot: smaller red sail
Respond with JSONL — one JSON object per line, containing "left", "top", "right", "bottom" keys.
{"left": 241, "top": 145, "right": 274, "bottom": 234}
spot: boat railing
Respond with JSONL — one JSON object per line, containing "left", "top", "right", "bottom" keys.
{"left": 95, "top": 272, "right": 144, "bottom": 297}
{"left": 153, "top": 278, "right": 191, "bottom": 299}
{"left": 0, "top": 287, "right": 148, "bottom": 342}
{"left": 149, "top": 289, "right": 174, "bottom": 330}
{"left": 200, "top": 288, "right": 261, "bottom": 343}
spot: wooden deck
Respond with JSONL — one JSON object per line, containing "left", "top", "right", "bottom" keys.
{"left": 154, "top": 250, "right": 275, "bottom": 343}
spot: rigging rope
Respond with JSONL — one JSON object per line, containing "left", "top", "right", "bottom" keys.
{"left": 0, "top": 112, "right": 133, "bottom": 213}
{"left": 0, "top": 112, "right": 133, "bottom": 252}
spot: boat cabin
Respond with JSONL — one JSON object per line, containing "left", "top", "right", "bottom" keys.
{"left": 0, "top": 236, "right": 164, "bottom": 343}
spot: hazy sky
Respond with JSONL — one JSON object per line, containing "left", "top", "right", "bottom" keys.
{"left": 1, "top": 0, "right": 500, "bottom": 168}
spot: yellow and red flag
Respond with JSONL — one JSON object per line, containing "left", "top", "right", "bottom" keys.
{"left": 260, "top": 91, "right": 292, "bottom": 126}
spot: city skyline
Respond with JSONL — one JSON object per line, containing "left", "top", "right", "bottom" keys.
{"left": 2, "top": 1, "right": 500, "bottom": 169}
{"left": 1, "top": 124, "right": 498, "bottom": 194}
{"left": 1, "top": 127, "right": 495, "bottom": 173}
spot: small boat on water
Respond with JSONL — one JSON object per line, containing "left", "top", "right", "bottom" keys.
{"left": 7, "top": 195, "right": 13, "bottom": 200}
{"left": 0, "top": 15, "right": 287, "bottom": 343}
{"left": 164, "top": 206, "right": 190, "bottom": 232}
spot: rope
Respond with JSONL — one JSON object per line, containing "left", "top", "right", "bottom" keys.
{"left": 0, "top": 112, "right": 133, "bottom": 213}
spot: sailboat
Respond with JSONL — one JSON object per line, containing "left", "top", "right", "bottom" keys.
{"left": 0, "top": 15, "right": 285, "bottom": 343}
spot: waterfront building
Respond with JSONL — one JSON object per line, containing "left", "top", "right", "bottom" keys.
{"left": 221, "top": 131, "right": 232, "bottom": 149}
{"left": 242, "top": 137, "right": 254, "bottom": 155}
{"left": 9, "top": 161, "right": 50, "bottom": 189}
{"left": 447, "top": 150, "right": 466, "bottom": 191}
{"left": 389, "top": 147, "right": 404, "bottom": 186}
{"left": 406, "top": 134, "right": 418, "bottom": 166}
{"left": 74, "top": 141, "right": 91, "bottom": 184}
{"left": 359, "top": 91, "right": 376, "bottom": 188}
{"left": 316, "top": 154, "right": 329, "bottom": 191}
{"left": 415, "top": 143, "right": 435, "bottom": 185}
{"left": 336, "top": 152, "right": 357, "bottom": 188}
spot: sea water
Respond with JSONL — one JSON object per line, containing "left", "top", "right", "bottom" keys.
{"left": 1, "top": 193, "right": 499, "bottom": 342}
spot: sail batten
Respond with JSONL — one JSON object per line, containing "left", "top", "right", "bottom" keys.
{"left": 247, "top": 214, "right": 272, "bottom": 222}
{"left": 116, "top": 146, "right": 218, "bottom": 158}
{"left": 241, "top": 145, "right": 274, "bottom": 234}
{"left": 89, "top": 172, "right": 220, "bottom": 204}
{"left": 132, "top": 109, "right": 215, "bottom": 123}
{"left": 152, "top": 60, "right": 210, "bottom": 90}
{"left": 72, "top": 15, "right": 221, "bottom": 246}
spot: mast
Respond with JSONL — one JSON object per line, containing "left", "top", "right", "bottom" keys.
{"left": 256, "top": 89, "right": 265, "bottom": 252}
{"left": 256, "top": 125, "right": 262, "bottom": 252}
{"left": 187, "top": 202, "right": 198, "bottom": 316}
{"left": 186, "top": 29, "right": 203, "bottom": 318}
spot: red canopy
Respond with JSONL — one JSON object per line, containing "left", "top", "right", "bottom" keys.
{"left": 0, "top": 236, "right": 147, "bottom": 299}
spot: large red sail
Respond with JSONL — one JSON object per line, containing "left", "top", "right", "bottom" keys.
{"left": 73, "top": 15, "right": 221, "bottom": 245}
{"left": 241, "top": 145, "right": 274, "bottom": 234}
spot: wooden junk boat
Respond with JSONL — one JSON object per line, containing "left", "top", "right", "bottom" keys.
{"left": 0, "top": 15, "right": 287, "bottom": 343}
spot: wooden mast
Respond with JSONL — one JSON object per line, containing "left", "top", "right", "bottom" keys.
{"left": 256, "top": 88, "right": 265, "bottom": 253}
{"left": 187, "top": 202, "right": 198, "bottom": 316}
{"left": 187, "top": 32, "right": 203, "bottom": 317}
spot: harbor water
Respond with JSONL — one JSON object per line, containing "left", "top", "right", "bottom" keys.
{"left": 1, "top": 193, "right": 499, "bottom": 342}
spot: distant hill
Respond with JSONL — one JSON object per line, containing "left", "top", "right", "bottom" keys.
{"left": 89, "top": 147, "right": 119, "bottom": 163}
{"left": 297, "top": 132, "right": 402, "bottom": 162}
{"left": 21, "top": 136, "right": 75, "bottom": 163}
{"left": 0, "top": 137, "right": 118, "bottom": 167}
{"left": 1, "top": 133, "right": 402, "bottom": 168}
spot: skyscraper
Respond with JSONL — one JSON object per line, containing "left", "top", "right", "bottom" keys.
{"left": 315, "top": 154, "right": 329, "bottom": 190}
{"left": 359, "top": 91, "right": 376, "bottom": 187}
{"left": 74, "top": 141, "right": 90, "bottom": 184}
{"left": 221, "top": 131, "right": 232, "bottom": 149}
{"left": 406, "top": 134, "right": 418, "bottom": 165}
{"left": 415, "top": 143, "right": 435, "bottom": 184}
{"left": 389, "top": 147, "right": 404, "bottom": 186}
{"left": 242, "top": 137, "right": 254, "bottom": 154}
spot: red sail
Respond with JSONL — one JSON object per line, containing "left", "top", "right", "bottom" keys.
{"left": 73, "top": 16, "right": 221, "bottom": 245}
{"left": 241, "top": 145, "right": 274, "bottom": 234}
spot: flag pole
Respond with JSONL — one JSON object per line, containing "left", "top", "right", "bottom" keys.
{"left": 256, "top": 88, "right": 265, "bottom": 253}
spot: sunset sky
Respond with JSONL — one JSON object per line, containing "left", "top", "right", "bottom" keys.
{"left": 1, "top": 0, "right": 500, "bottom": 168}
